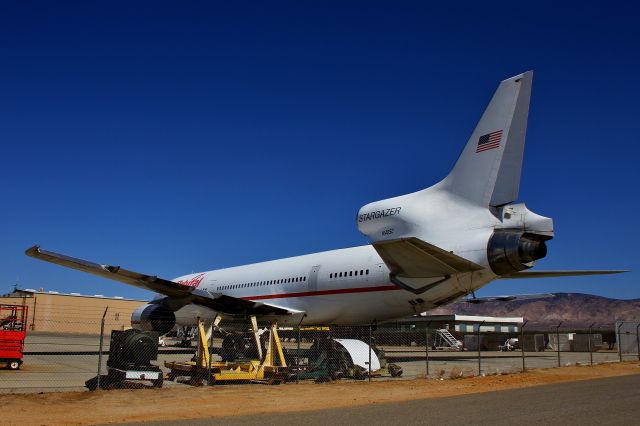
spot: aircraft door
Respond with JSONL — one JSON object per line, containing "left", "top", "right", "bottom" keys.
{"left": 375, "top": 263, "right": 388, "bottom": 285}
{"left": 308, "top": 265, "right": 320, "bottom": 292}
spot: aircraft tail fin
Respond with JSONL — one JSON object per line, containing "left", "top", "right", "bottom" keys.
{"left": 442, "top": 71, "right": 533, "bottom": 207}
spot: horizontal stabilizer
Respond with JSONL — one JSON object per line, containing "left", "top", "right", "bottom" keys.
{"left": 373, "top": 237, "right": 483, "bottom": 277}
{"left": 500, "top": 270, "right": 629, "bottom": 279}
{"left": 372, "top": 237, "right": 483, "bottom": 294}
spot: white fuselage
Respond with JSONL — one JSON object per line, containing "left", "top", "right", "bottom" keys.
{"left": 171, "top": 244, "right": 496, "bottom": 326}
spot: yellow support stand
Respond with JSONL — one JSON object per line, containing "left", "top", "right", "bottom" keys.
{"left": 165, "top": 316, "right": 289, "bottom": 385}
{"left": 195, "top": 319, "right": 210, "bottom": 368}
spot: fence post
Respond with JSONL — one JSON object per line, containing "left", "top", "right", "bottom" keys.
{"left": 425, "top": 321, "right": 431, "bottom": 379}
{"left": 296, "top": 314, "right": 306, "bottom": 384}
{"left": 368, "top": 324, "right": 372, "bottom": 382}
{"left": 588, "top": 323, "right": 595, "bottom": 366}
{"left": 556, "top": 322, "right": 562, "bottom": 367}
{"left": 636, "top": 323, "right": 640, "bottom": 362}
{"left": 617, "top": 321, "right": 623, "bottom": 362}
{"left": 477, "top": 321, "right": 485, "bottom": 376}
{"left": 95, "top": 306, "right": 109, "bottom": 391}
{"left": 520, "top": 320, "right": 528, "bottom": 372}
{"left": 207, "top": 323, "right": 214, "bottom": 385}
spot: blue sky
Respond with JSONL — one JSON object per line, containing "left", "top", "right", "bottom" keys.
{"left": 1, "top": 1, "right": 638, "bottom": 300}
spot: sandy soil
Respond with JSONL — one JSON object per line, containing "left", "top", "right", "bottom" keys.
{"left": 3, "top": 362, "right": 640, "bottom": 425}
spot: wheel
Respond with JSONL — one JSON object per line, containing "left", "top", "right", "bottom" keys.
{"left": 352, "top": 367, "right": 367, "bottom": 380}
{"left": 388, "top": 364, "right": 403, "bottom": 377}
{"left": 152, "top": 376, "right": 164, "bottom": 388}
{"left": 188, "top": 374, "right": 205, "bottom": 386}
{"left": 8, "top": 360, "right": 20, "bottom": 370}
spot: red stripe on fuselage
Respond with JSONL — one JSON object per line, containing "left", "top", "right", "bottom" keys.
{"left": 240, "top": 285, "right": 401, "bottom": 301}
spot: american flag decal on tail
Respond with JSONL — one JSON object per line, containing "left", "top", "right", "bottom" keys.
{"left": 476, "top": 130, "right": 503, "bottom": 153}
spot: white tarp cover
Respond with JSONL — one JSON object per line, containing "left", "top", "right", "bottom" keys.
{"left": 334, "top": 338, "right": 381, "bottom": 371}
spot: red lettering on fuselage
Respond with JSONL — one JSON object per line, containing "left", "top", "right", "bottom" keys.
{"left": 177, "top": 273, "right": 205, "bottom": 288}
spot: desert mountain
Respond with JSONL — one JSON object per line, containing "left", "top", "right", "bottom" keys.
{"left": 430, "top": 293, "right": 640, "bottom": 328}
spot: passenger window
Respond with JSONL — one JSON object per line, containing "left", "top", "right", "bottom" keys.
{"left": 349, "top": 271, "right": 353, "bottom": 277}
{"left": 366, "top": 270, "right": 369, "bottom": 275}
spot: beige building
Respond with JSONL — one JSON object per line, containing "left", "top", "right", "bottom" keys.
{"left": 0, "top": 289, "right": 146, "bottom": 334}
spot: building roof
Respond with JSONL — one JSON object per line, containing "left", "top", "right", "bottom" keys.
{"left": 400, "top": 313, "right": 524, "bottom": 324}
{"left": 8, "top": 288, "right": 146, "bottom": 302}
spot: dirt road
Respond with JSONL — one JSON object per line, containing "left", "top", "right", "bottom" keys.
{"left": 3, "top": 362, "right": 639, "bottom": 425}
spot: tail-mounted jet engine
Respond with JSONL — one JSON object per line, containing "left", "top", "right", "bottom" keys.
{"left": 487, "top": 230, "right": 550, "bottom": 275}
{"left": 131, "top": 303, "right": 176, "bottom": 335}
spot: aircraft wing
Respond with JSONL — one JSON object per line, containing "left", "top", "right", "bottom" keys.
{"left": 499, "top": 270, "right": 629, "bottom": 279}
{"left": 372, "top": 237, "right": 484, "bottom": 294}
{"left": 24, "top": 245, "right": 295, "bottom": 316}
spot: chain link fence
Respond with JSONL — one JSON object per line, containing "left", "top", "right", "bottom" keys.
{"left": 1, "top": 313, "right": 638, "bottom": 393}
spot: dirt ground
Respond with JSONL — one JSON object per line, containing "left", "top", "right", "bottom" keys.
{"left": 3, "top": 362, "right": 640, "bottom": 426}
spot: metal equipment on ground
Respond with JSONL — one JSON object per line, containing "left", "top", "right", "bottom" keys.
{"left": 86, "top": 329, "right": 163, "bottom": 389}
{"left": 291, "top": 336, "right": 403, "bottom": 382}
{"left": 165, "top": 316, "right": 289, "bottom": 386}
{"left": 499, "top": 338, "right": 520, "bottom": 351}
{"left": 0, "top": 304, "right": 28, "bottom": 370}
{"left": 434, "top": 329, "right": 464, "bottom": 351}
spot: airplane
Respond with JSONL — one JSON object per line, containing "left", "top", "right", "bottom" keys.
{"left": 25, "top": 71, "right": 626, "bottom": 334}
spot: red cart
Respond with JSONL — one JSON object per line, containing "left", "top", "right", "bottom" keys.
{"left": 0, "top": 304, "right": 28, "bottom": 370}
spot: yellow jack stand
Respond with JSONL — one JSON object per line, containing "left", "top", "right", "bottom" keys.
{"left": 165, "top": 315, "right": 288, "bottom": 385}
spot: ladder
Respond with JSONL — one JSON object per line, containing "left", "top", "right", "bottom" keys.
{"left": 436, "top": 329, "right": 462, "bottom": 350}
